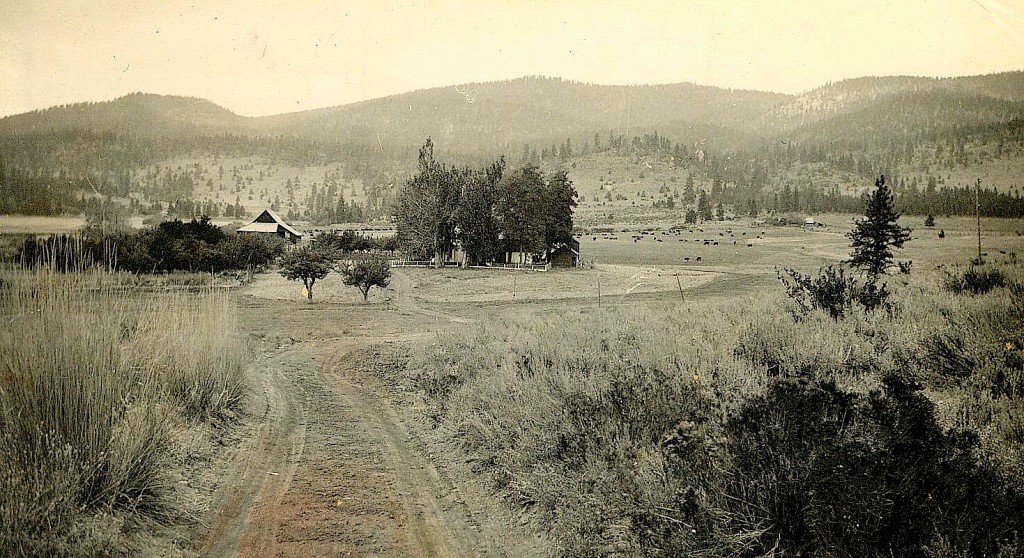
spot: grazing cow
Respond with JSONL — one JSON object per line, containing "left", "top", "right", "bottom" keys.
{"left": 696, "top": 257, "right": 702, "bottom": 262}
{"left": 684, "top": 257, "right": 690, "bottom": 261}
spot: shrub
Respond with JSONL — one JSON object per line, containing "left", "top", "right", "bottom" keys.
{"left": 718, "top": 374, "right": 1023, "bottom": 557}
{"left": 777, "top": 265, "right": 891, "bottom": 319}
{"left": 944, "top": 266, "right": 1009, "bottom": 295}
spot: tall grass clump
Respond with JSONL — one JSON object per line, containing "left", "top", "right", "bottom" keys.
{"left": 395, "top": 266, "right": 1024, "bottom": 556}
{"left": 0, "top": 266, "right": 247, "bottom": 556}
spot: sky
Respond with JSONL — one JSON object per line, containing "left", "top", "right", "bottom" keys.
{"left": 2, "top": 0, "right": 1023, "bottom": 117}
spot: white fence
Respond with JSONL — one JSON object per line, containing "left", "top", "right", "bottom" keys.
{"left": 389, "top": 260, "right": 550, "bottom": 272}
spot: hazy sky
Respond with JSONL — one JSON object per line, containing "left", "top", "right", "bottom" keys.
{"left": 2, "top": 0, "right": 1023, "bottom": 117}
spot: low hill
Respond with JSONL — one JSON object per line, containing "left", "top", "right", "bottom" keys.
{"left": 0, "top": 93, "right": 251, "bottom": 138}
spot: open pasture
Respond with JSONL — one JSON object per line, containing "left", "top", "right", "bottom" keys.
{"left": 580, "top": 216, "right": 1024, "bottom": 274}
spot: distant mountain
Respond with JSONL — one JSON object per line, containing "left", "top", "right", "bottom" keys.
{"left": 769, "top": 71, "right": 1024, "bottom": 132}
{"left": 0, "top": 93, "right": 250, "bottom": 138}
{"left": 2, "top": 72, "right": 1023, "bottom": 218}
{"left": 3, "top": 73, "right": 1022, "bottom": 156}
{"left": 253, "top": 77, "right": 790, "bottom": 152}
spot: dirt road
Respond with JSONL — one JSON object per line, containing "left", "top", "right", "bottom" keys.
{"left": 195, "top": 265, "right": 760, "bottom": 557}
{"left": 196, "top": 291, "right": 543, "bottom": 557}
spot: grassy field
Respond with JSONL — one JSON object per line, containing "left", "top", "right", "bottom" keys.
{"left": 336, "top": 216, "right": 1024, "bottom": 556}
{"left": 0, "top": 268, "right": 247, "bottom": 556}
{"left": 379, "top": 257, "right": 1024, "bottom": 557}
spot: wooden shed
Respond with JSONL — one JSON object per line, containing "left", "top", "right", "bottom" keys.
{"left": 549, "top": 237, "right": 581, "bottom": 268}
{"left": 236, "top": 209, "right": 303, "bottom": 243}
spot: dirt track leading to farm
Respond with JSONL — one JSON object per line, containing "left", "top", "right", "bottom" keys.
{"left": 195, "top": 285, "right": 552, "bottom": 558}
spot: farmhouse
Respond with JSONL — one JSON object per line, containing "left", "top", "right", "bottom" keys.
{"left": 236, "top": 209, "right": 303, "bottom": 243}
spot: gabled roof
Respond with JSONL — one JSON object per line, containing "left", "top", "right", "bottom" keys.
{"left": 236, "top": 222, "right": 280, "bottom": 233}
{"left": 243, "top": 209, "right": 302, "bottom": 237}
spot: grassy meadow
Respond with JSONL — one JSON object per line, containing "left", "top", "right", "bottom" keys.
{"left": 0, "top": 267, "right": 247, "bottom": 556}
{"left": 377, "top": 230, "right": 1024, "bottom": 556}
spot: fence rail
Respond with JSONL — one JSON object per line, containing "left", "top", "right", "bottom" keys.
{"left": 389, "top": 260, "right": 550, "bottom": 272}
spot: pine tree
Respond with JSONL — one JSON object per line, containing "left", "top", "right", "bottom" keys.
{"left": 697, "top": 190, "right": 712, "bottom": 221}
{"left": 846, "top": 175, "right": 911, "bottom": 276}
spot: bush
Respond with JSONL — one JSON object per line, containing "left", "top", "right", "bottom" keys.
{"left": 777, "top": 265, "right": 891, "bottom": 319}
{"left": 944, "top": 266, "right": 1009, "bottom": 295}
{"left": 717, "top": 374, "right": 1023, "bottom": 557}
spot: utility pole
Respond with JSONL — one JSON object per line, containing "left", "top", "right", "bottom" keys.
{"left": 976, "top": 178, "right": 982, "bottom": 264}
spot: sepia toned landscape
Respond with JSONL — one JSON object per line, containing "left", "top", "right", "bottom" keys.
{"left": 3, "top": 1, "right": 1024, "bottom": 557}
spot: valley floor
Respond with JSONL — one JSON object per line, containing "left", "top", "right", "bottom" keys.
{"left": 192, "top": 218, "right": 1024, "bottom": 556}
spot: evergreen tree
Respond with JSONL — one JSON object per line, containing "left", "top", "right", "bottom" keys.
{"left": 846, "top": 175, "right": 911, "bottom": 276}
{"left": 683, "top": 174, "right": 696, "bottom": 204}
{"left": 698, "top": 190, "right": 713, "bottom": 221}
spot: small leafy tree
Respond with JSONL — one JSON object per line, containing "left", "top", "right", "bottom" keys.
{"left": 924, "top": 214, "right": 935, "bottom": 227}
{"left": 846, "top": 175, "right": 911, "bottom": 276}
{"left": 341, "top": 255, "right": 392, "bottom": 301}
{"left": 279, "top": 245, "right": 333, "bottom": 300}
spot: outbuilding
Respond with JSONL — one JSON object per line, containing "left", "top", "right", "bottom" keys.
{"left": 236, "top": 209, "right": 303, "bottom": 243}
{"left": 549, "top": 237, "right": 581, "bottom": 268}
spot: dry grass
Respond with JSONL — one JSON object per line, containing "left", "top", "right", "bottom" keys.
{"left": 389, "top": 263, "right": 1024, "bottom": 556}
{"left": 0, "top": 267, "right": 247, "bottom": 556}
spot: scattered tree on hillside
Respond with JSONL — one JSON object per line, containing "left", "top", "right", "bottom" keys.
{"left": 279, "top": 245, "right": 334, "bottom": 300}
{"left": 698, "top": 190, "right": 713, "bottom": 221}
{"left": 846, "top": 175, "right": 911, "bottom": 276}
{"left": 682, "top": 174, "right": 696, "bottom": 204}
{"left": 340, "top": 255, "right": 392, "bottom": 301}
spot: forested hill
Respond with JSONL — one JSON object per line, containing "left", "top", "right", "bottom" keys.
{"left": 0, "top": 93, "right": 250, "bottom": 138}
{"left": 2, "top": 72, "right": 1023, "bottom": 218}
{"left": 3, "top": 73, "right": 1023, "bottom": 154}
{"left": 254, "top": 77, "right": 790, "bottom": 153}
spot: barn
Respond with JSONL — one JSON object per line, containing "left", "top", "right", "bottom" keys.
{"left": 236, "top": 209, "right": 303, "bottom": 243}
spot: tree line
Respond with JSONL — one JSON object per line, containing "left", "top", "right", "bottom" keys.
{"left": 395, "top": 139, "right": 577, "bottom": 266}
{"left": 15, "top": 217, "right": 285, "bottom": 274}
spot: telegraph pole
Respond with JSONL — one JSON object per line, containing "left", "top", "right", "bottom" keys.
{"left": 975, "top": 178, "right": 982, "bottom": 264}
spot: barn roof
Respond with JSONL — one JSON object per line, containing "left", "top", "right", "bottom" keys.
{"left": 241, "top": 209, "right": 302, "bottom": 238}
{"left": 236, "top": 222, "right": 280, "bottom": 233}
